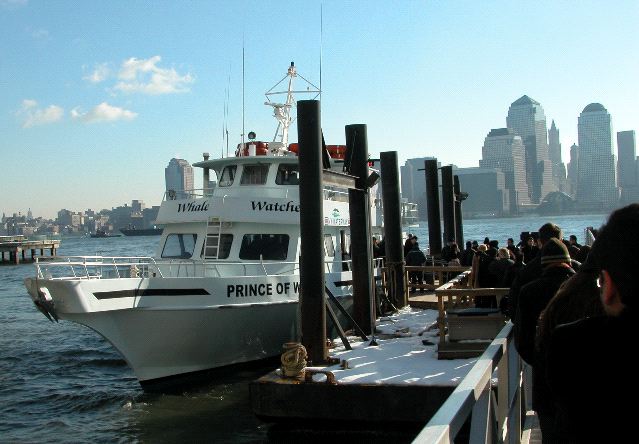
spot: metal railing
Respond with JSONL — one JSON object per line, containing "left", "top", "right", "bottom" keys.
{"left": 413, "top": 322, "right": 526, "bottom": 444}
{"left": 34, "top": 255, "right": 356, "bottom": 280}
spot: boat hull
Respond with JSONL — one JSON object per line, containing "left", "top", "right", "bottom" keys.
{"left": 67, "top": 301, "right": 298, "bottom": 382}
{"left": 25, "top": 272, "right": 351, "bottom": 384}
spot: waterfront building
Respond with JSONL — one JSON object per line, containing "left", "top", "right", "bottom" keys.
{"left": 617, "top": 130, "right": 638, "bottom": 203}
{"left": 506, "top": 95, "right": 556, "bottom": 203}
{"left": 576, "top": 103, "right": 619, "bottom": 210}
{"left": 400, "top": 157, "right": 438, "bottom": 220}
{"left": 548, "top": 120, "right": 567, "bottom": 192}
{"left": 455, "top": 167, "right": 510, "bottom": 217}
{"left": 479, "top": 128, "right": 530, "bottom": 212}
{"left": 165, "top": 158, "right": 194, "bottom": 199}
{"left": 567, "top": 144, "right": 579, "bottom": 197}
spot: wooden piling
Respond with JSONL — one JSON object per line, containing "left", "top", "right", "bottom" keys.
{"left": 297, "top": 99, "right": 327, "bottom": 364}
{"left": 424, "top": 159, "right": 442, "bottom": 257}
{"left": 441, "top": 165, "right": 456, "bottom": 246}
{"left": 345, "top": 124, "right": 375, "bottom": 334}
{"left": 380, "top": 151, "right": 406, "bottom": 308}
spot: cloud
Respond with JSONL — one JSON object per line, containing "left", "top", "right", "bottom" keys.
{"left": 83, "top": 63, "right": 110, "bottom": 83}
{"left": 17, "top": 99, "right": 64, "bottom": 128}
{"left": 1, "top": 0, "right": 28, "bottom": 10}
{"left": 30, "top": 28, "right": 49, "bottom": 40}
{"left": 71, "top": 102, "right": 137, "bottom": 123}
{"left": 114, "top": 56, "right": 193, "bottom": 95}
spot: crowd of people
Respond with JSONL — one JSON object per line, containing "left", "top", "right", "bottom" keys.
{"left": 449, "top": 207, "right": 634, "bottom": 442}
{"left": 508, "top": 206, "right": 636, "bottom": 442}
{"left": 387, "top": 205, "right": 637, "bottom": 441}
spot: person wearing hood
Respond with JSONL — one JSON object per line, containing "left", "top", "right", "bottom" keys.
{"left": 514, "top": 238, "right": 576, "bottom": 442}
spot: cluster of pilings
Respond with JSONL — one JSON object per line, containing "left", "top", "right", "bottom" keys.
{"left": 424, "top": 160, "right": 466, "bottom": 257}
{"left": 251, "top": 101, "right": 466, "bottom": 423}
{"left": 0, "top": 237, "right": 60, "bottom": 265}
{"left": 297, "top": 100, "right": 408, "bottom": 364}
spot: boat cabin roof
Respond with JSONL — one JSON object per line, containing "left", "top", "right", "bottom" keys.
{"left": 193, "top": 155, "right": 299, "bottom": 175}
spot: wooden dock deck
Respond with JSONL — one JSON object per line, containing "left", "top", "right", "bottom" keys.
{"left": 0, "top": 235, "right": 60, "bottom": 265}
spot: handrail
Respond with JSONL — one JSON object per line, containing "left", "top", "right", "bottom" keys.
{"left": 34, "top": 255, "right": 354, "bottom": 280}
{"left": 413, "top": 322, "right": 525, "bottom": 444}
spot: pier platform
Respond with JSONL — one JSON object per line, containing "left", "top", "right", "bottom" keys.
{"left": 0, "top": 235, "right": 60, "bottom": 265}
{"left": 251, "top": 309, "right": 477, "bottom": 424}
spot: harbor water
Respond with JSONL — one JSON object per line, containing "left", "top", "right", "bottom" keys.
{"left": 0, "top": 214, "right": 606, "bottom": 442}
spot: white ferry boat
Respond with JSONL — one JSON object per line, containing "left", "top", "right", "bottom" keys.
{"left": 24, "top": 63, "right": 377, "bottom": 387}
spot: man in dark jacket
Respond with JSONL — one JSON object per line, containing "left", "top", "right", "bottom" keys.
{"left": 514, "top": 238, "right": 575, "bottom": 442}
{"left": 460, "top": 241, "right": 474, "bottom": 266}
{"left": 405, "top": 243, "right": 426, "bottom": 291}
{"left": 508, "top": 223, "right": 580, "bottom": 320}
{"left": 547, "top": 204, "right": 639, "bottom": 443}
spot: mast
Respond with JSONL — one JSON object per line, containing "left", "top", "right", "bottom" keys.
{"left": 264, "top": 62, "right": 320, "bottom": 154}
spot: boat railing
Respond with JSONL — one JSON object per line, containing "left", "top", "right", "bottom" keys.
{"left": 163, "top": 188, "right": 216, "bottom": 201}
{"left": 34, "top": 255, "right": 357, "bottom": 280}
{"left": 412, "top": 321, "right": 529, "bottom": 444}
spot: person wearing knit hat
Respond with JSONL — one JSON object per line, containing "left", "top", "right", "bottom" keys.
{"left": 540, "top": 238, "right": 571, "bottom": 267}
{"left": 514, "top": 236, "right": 576, "bottom": 442}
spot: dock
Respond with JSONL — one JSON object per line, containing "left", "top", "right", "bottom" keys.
{"left": 0, "top": 235, "right": 60, "bottom": 265}
{"left": 251, "top": 308, "right": 475, "bottom": 423}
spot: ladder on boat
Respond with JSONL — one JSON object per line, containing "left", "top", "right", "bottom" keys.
{"left": 204, "top": 217, "right": 223, "bottom": 259}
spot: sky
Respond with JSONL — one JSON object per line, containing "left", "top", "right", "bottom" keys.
{"left": 1, "top": 0, "right": 638, "bottom": 219}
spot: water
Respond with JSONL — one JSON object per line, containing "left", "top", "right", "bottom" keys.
{"left": 0, "top": 214, "right": 607, "bottom": 442}
{"left": 409, "top": 213, "right": 607, "bottom": 250}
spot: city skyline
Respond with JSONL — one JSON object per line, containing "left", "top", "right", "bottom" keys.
{"left": 2, "top": 1, "right": 638, "bottom": 217}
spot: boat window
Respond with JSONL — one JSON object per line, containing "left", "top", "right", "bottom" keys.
{"left": 239, "top": 234, "right": 289, "bottom": 260}
{"left": 161, "top": 234, "right": 197, "bottom": 259}
{"left": 324, "top": 234, "right": 335, "bottom": 257}
{"left": 219, "top": 165, "right": 237, "bottom": 187}
{"left": 240, "top": 164, "right": 270, "bottom": 185}
{"left": 275, "top": 164, "right": 300, "bottom": 185}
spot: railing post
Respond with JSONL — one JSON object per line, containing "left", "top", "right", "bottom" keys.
{"left": 469, "top": 381, "right": 493, "bottom": 444}
{"left": 497, "top": 349, "right": 509, "bottom": 440}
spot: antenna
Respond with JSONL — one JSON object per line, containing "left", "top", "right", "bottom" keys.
{"left": 225, "top": 62, "right": 231, "bottom": 158}
{"left": 242, "top": 37, "right": 245, "bottom": 150}
{"left": 320, "top": 3, "right": 323, "bottom": 102}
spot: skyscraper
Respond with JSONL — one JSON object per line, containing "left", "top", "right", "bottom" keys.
{"left": 567, "top": 144, "right": 579, "bottom": 197}
{"left": 548, "top": 120, "right": 567, "bottom": 192}
{"left": 617, "top": 130, "right": 636, "bottom": 187}
{"left": 479, "top": 128, "right": 530, "bottom": 211}
{"left": 617, "top": 130, "right": 638, "bottom": 203}
{"left": 576, "top": 103, "right": 618, "bottom": 209}
{"left": 455, "top": 167, "right": 510, "bottom": 217}
{"left": 507, "top": 95, "right": 556, "bottom": 203}
{"left": 165, "top": 158, "right": 194, "bottom": 199}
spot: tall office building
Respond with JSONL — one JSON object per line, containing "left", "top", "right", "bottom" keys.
{"left": 506, "top": 95, "right": 556, "bottom": 203}
{"left": 566, "top": 144, "right": 579, "bottom": 197}
{"left": 617, "top": 131, "right": 636, "bottom": 187}
{"left": 165, "top": 158, "right": 194, "bottom": 199}
{"left": 617, "top": 130, "right": 638, "bottom": 203}
{"left": 400, "top": 157, "right": 437, "bottom": 220}
{"left": 455, "top": 167, "right": 510, "bottom": 217}
{"left": 479, "top": 128, "right": 530, "bottom": 211}
{"left": 576, "top": 103, "right": 618, "bottom": 209}
{"left": 548, "top": 120, "right": 567, "bottom": 192}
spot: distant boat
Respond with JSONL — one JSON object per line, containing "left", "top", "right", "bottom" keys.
{"left": 90, "top": 229, "right": 122, "bottom": 238}
{"left": 119, "top": 227, "right": 163, "bottom": 236}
